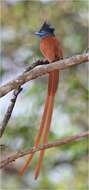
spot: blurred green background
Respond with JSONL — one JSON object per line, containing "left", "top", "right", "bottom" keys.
{"left": 0, "top": 0, "right": 88, "bottom": 189}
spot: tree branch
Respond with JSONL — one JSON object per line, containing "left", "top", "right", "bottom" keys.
{"left": 0, "top": 87, "right": 22, "bottom": 137}
{"left": 0, "top": 53, "right": 88, "bottom": 98}
{"left": 0, "top": 131, "right": 88, "bottom": 169}
{"left": 0, "top": 60, "right": 48, "bottom": 137}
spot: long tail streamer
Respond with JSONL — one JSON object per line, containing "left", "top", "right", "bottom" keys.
{"left": 19, "top": 70, "right": 59, "bottom": 178}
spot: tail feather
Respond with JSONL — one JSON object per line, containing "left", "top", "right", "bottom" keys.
{"left": 34, "top": 71, "right": 59, "bottom": 179}
{"left": 19, "top": 70, "right": 59, "bottom": 177}
{"left": 19, "top": 95, "right": 50, "bottom": 176}
{"left": 34, "top": 95, "right": 54, "bottom": 179}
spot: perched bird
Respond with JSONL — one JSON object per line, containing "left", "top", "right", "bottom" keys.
{"left": 19, "top": 22, "right": 63, "bottom": 179}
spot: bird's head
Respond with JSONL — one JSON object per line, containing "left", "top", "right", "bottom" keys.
{"left": 35, "top": 22, "right": 55, "bottom": 38}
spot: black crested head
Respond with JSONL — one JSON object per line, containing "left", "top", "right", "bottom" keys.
{"left": 35, "top": 22, "right": 55, "bottom": 37}
{"left": 39, "top": 22, "right": 55, "bottom": 34}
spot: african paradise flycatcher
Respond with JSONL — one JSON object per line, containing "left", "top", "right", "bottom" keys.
{"left": 19, "top": 22, "right": 63, "bottom": 179}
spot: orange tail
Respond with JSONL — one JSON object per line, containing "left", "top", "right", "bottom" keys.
{"left": 19, "top": 70, "right": 59, "bottom": 177}
{"left": 35, "top": 95, "right": 54, "bottom": 179}
{"left": 19, "top": 95, "right": 50, "bottom": 176}
{"left": 35, "top": 71, "right": 59, "bottom": 179}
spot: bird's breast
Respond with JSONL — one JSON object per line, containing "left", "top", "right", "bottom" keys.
{"left": 40, "top": 36, "right": 63, "bottom": 62}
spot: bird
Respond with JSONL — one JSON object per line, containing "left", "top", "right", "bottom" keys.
{"left": 19, "top": 22, "right": 63, "bottom": 179}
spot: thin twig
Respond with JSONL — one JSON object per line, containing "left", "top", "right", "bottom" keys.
{"left": 0, "top": 87, "right": 22, "bottom": 137}
{"left": 0, "top": 53, "right": 88, "bottom": 98}
{"left": 0, "top": 131, "right": 88, "bottom": 169}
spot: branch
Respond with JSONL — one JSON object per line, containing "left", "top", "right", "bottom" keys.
{"left": 0, "top": 60, "right": 48, "bottom": 137}
{"left": 0, "top": 53, "right": 88, "bottom": 98}
{"left": 0, "top": 131, "right": 88, "bottom": 169}
{"left": 0, "top": 87, "right": 22, "bottom": 137}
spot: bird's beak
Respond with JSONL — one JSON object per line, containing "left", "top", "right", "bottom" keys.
{"left": 35, "top": 32, "right": 40, "bottom": 36}
{"left": 35, "top": 31, "right": 47, "bottom": 36}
